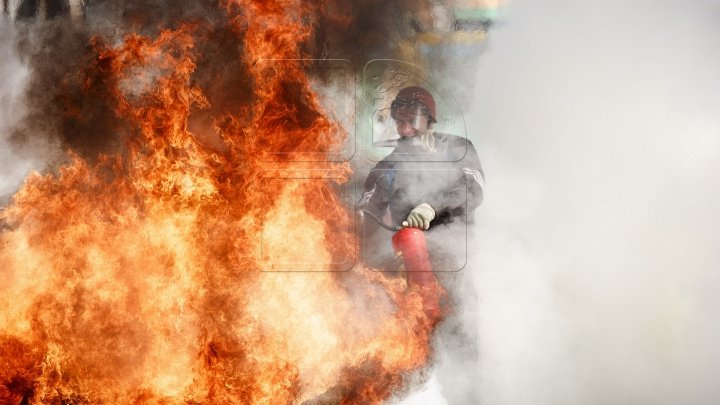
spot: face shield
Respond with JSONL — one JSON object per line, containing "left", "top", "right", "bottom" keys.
{"left": 389, "top": 100, "right": 437, "bottom": 152}
{"left": 390, "top": 100, "right": 430, "bottom": 136}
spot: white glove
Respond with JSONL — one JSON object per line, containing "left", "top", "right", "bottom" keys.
{"left": 402, "top": 203, "right": 435, "bottom": 230}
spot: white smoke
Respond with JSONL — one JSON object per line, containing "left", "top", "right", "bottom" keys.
{"left": 0, "top": 20, "right": 30, "bottom": 202}
{"left": 0, "top": 19, "right": 59, "bottom": 205}
{"left": 437, "top": 0, "right": 720, "bottom": 404}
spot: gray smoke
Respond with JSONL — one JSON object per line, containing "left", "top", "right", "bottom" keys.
{"left": 0, "top": 19, "right": 60, "bottom": 205}
{"left": 9, "top": 0, "right": 720, "bottom": 403}
{"left": 432, "top": 0, "right": 720, "bottom": 404}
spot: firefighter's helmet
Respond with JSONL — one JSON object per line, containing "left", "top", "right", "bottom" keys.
{"left": 390, "top": 86, "right": 437, "bottom": 124}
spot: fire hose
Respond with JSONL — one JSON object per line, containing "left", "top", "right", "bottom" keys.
{"left": 361, "top": 210, "right": 442, "bottom": 322}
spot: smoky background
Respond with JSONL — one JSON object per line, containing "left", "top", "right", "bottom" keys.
{"left": 0, "top": 20, "right": 65, "bottom": 208}
{"left": 427, "top": 0, "right": 720, "bottom": 404}
{"left": 4, "top": 0, "right": 720, "bottom": 404}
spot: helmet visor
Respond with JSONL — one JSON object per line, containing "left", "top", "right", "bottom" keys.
{"left": 390, "top": 102, "right": 430, "bottom": 133}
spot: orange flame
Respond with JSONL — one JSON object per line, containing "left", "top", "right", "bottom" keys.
{"left": 0, "top": 1, "right": 442, "bottom": 403}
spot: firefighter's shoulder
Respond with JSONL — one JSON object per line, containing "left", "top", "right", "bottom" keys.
{"left": 433, "top": 132, "right": 477, "bottom": 149}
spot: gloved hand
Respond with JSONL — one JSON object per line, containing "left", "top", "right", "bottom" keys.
{"left": 402, "top": 203, "right": 435, "bottom": 230}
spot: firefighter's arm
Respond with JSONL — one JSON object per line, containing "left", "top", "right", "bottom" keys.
{"left": 424, "top": 140, "right": 485, "bottom": 225}
{"left": 358, "top": 169, "right": 389, "bottom": 237}
{"left": 461, "top": 139, "right": 485, "bottom": 212}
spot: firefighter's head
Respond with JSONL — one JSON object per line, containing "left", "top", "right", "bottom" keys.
{"left": 390, "top": 86, "right": 436, "bottom": 137}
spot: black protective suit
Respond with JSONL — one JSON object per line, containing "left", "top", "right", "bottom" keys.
{"left": 358, "top": 132, "right": 485, "bottom": 404}
{"left": 358, "top": 132, "right": 485, "bottom": 269}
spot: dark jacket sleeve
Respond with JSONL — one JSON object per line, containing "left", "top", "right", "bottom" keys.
{"left": 426, "top": 139, "right": 485, "bottom": 226}
{"left": 358, "top": 164, "right": 399, "bottom": 268}
{"left": 358, "top": 165, "right": 390, "bottom": 237}
{"left": 460, "top": 139, "right": 485, "bottom": 212}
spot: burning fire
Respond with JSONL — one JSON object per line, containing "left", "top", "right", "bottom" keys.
{"left": 1, "top": 1, "right": 442, "bottom": 403}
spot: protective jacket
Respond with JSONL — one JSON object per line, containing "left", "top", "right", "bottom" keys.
{"left": 359, "top": 132, "right": 485, "bottom": 236}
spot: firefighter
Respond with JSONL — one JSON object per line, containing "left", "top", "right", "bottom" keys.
{"left": 358, "top": 85, "right": 485, "bottom": 403}
{"left": 359, "top": 85, "right": 485, "bottom": 253}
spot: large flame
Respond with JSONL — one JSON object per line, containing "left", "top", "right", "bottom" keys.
{"left": 1, "top": 1, "right": 442, "bottom": 404}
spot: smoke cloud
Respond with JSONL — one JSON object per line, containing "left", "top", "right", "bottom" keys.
{"left": 0, "top": 19, "right": 60, "bottom": 206}
{"left": 453, "top": 0, "right": 720, "bottom": 404}
{"left": 11, "top": 0, "right": 718, "bottom": 403}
